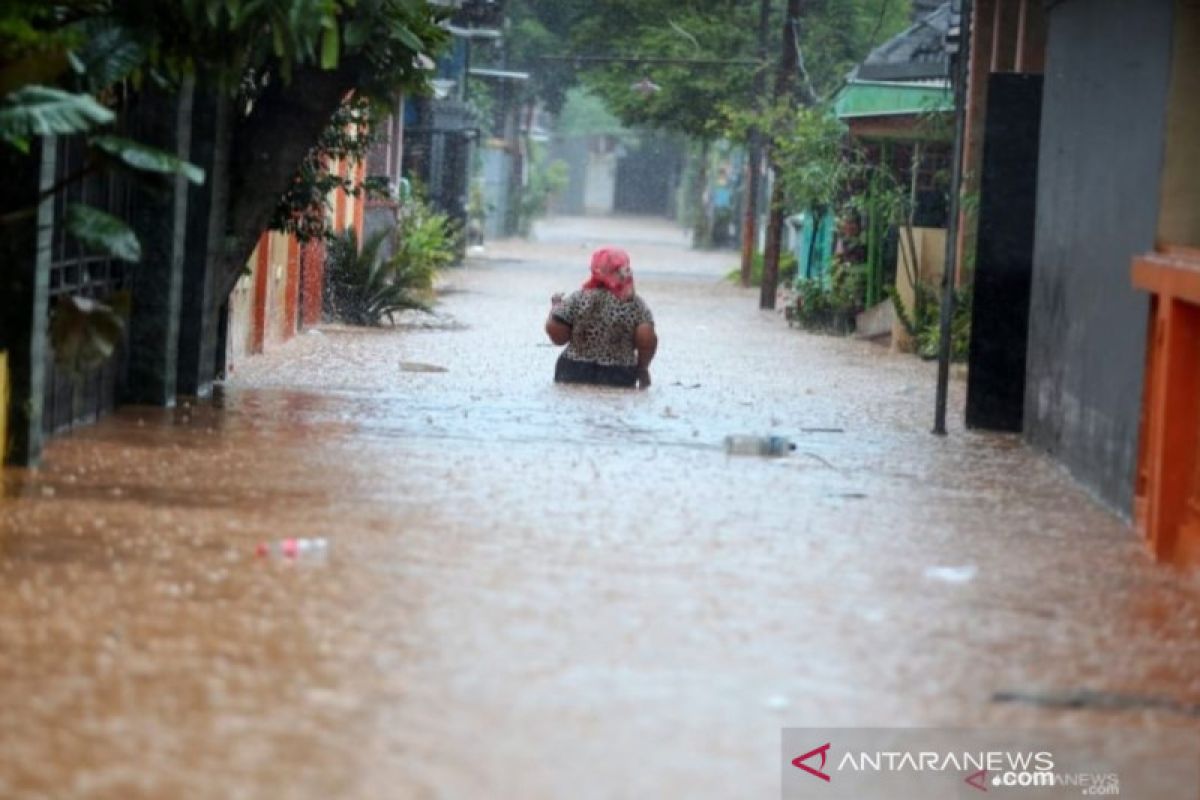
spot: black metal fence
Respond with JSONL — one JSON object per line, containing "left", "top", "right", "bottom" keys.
{"left": 41, "top": 135, "right": 132, "bottom": 436}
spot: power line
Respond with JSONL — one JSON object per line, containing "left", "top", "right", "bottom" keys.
{"left": 533, "top": 55, "right": 762, "bottom": 67}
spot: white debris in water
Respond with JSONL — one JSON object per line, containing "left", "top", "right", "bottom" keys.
{"left": 764, "top": 694, "right": 790, "bottom": 710}
{"left": 923, "top": 565, "right": 978, "bottom": 584}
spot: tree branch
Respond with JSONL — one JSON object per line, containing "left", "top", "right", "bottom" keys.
{"left": 217, "top": 58, "right": 367, "bottom": 297}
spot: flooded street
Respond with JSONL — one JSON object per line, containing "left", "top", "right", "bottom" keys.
{"left": 2, "top": 215, "right": 1199, "bottom": 798}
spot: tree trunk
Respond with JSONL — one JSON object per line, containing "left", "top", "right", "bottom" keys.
{"left": 739, "top": 0, "right": 772, "bottom": 286}
{"left": 217, "top": 59, "right": 367, "bottom": 299}
{"left": 760, "top": 175, "right": 786, "bottom": 309}
{"left": 760, "top": 0, "right": 804, "bottom": 310}
{"left": 693, "top": 139, "right": 711, "bottom": 248}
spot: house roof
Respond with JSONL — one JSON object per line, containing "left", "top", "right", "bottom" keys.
{"left": 851, "top": 1, "right": 951, "bottom": 82}
{"left": 834, "top": 80, "right": 952, "bottom": 125}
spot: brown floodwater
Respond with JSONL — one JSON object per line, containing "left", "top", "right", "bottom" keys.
{"left": 2, "top": 216, "right": 1198, "bottom": 799}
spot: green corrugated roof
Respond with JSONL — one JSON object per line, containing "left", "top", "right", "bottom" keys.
{"left": 833, "top": 80, "right": 952, "bottom": 120}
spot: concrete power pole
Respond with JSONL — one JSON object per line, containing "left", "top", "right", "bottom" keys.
{"left": 739, "top": 0, "right": 772, "bottom": 288}
{"left": 759, "top": 0, "right": 802, "bottom": 310}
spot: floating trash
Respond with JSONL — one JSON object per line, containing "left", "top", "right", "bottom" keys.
{"left": 723, "top": 435, "right": 796, "bottom": 457}
{"left": 923, "top": 565, "right": 978, "bottom": 584}
{"left": 255, "top": 538, "right": 329, "bottom": 560}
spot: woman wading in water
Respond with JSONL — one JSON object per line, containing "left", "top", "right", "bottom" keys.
{"left": 544, "top": 247, "right": 657, "bottom": 389}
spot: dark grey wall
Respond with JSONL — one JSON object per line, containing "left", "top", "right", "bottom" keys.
{"left": 1025, "top": 0, "right": 1174, "bottom": 513}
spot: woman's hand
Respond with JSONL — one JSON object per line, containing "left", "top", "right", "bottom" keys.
{"left": 634, "top": 323, "right": 656, "bottom": 390}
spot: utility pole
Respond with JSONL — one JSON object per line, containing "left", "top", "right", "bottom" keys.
{"left": 739, "top": 0, "right": 772, "bottom": 287}
{"left": 759, "top": 0, "right": 802, "bottom": 310}
{"left": 933, "top": 0, "right": 973, "bottom": 435}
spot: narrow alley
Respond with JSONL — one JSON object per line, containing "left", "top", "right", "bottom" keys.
{"left": 2, "top": 216, "right": 1198, "bottom": 798}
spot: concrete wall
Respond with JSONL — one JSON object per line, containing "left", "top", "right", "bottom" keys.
{"left": 265, "top": 231, "right": 293, "bottom": 347}
{"left": 1024, "top": 0, "right": 1174, "bottom": 513}
{"left": 226, "top": 249, "right": 256, "bottom": 375}
{"left": 480, "top": 143, "right": 513, "bottom": 239}
{"left": 892, "top": 226, "right": 947, "bottom": 352}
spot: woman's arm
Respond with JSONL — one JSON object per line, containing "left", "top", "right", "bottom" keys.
{"left": 545, "top": 293, "right": 571, "bottom": 345}
{"left": 634, "top": 322, "right": 657, "bottom": 389}
{"left": 545, "top": 315, "right": 571, "bottom": 345}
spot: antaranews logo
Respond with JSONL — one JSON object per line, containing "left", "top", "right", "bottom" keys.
{"left": 791, "top": 743, "right": 832, "bottom": 783}
{"left": 790, "top": 741, "right": 1055, "bottom": 790}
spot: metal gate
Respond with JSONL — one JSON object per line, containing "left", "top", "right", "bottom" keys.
{"left": 41, "top": 135, "right": 132, "bottom": 436}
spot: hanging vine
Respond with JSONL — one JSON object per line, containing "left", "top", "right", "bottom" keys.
{"left": 268, "top": 95, "right": 391, "bottom": 244}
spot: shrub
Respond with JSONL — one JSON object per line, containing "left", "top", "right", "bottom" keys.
{"left": 323, "top": 196, "right": 456, "bottom": 327}
{"left": 786, "top": 259, "right": 864, "bottom": 335}
{"left": 725, "top": 251, "right": 798, "bottom": 287}
{"left": 392, "top": 193, "right": 458, "bottom": 281}
{"left": 914, "top": 285, "right": 972, "bottom": 361}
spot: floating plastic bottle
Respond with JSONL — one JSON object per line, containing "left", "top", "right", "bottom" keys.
{"left": 255, "top": 537, "right": 329, "bottom": 559}
{"left": 723, "top": 434, "right": 796, "bottom": 457}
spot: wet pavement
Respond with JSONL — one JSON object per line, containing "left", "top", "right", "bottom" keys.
{"left": 2, "top": 214, "right": 1200, "bottom": 798}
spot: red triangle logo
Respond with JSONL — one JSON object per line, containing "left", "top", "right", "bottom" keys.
{"left": 792, "top": 743, "right": 832, "bottom": 782}
{"left": 965, "top": 769, "right": 989, "bottom": 791}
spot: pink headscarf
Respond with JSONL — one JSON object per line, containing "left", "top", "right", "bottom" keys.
{"left": 583, "top": 247, "right": 635, "bottom": 301}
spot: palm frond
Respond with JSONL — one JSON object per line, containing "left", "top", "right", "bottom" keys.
{"left": 0, "top": 85, "right": 114, "bottom": 150}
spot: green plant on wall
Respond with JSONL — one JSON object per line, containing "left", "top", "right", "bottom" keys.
{"left": 269, "top": 95, "right": 387, "bottom": 244}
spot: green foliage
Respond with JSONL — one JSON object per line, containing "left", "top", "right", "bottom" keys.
{"left": 503, "top": 0, "right": 913, "bottom": 141}
{"left": 795, "top": 0, "right": 912, "bottom": 101}
{"left": 555, "top": 87, "right": 629, "bottom": 138}
{"left": 325, "top": 227, "right": 428, "bottom": 326}
{"left": 771, "top": 104, "right": 852, "bottom": 216}
{"left": 490, "top": 0, "right": 592, "bottom": 113}
{"left": 270, "top": 95, "right": 383, "bottom": 243}
{"left": 107, "top": 0, "right": 449, "bottom": 98}
{"left": 324, "top": 194, "right": 454, "bottom": 326}
{"left": 466, "top": 78, "right": 495, "bottom": 132}
{"left": 726, "top": 251, "right": 798, "bottom": 287}
{"left": 787, "top": 258, "right": 865, "bottom": 334}
{"left": 68, "top": 19, "right": 146, "bottom": 93}
{"left": 516, "top": 145, "right": 568, "bottom": 237}
{"left": 573, "top": 2, "right": 761, "bottom": 140}
{"left": 0, "top": 85, "right": 113, "bottom": 150}
{"left": 392, "top": 193, "right": 459, "bottom": 280}
{"left": 829, "top": 256, "right": 867, "bottom": 311}
{"left": 891, "top": 280, "right": 936, "bottom": 338}
{"left": 91, "top": 134, "right": 206, "bottom": 184}
{"left": 0, "top": 0, "right": 449, "bottom": 376}
{"left": 64, "top": 203, "right": 142, "bottom": 262}
{"left": 911, "top": 285, "right": 972, "bottom": 361}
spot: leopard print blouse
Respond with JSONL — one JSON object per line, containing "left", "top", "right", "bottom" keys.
{"left": 552, "top": 289, "right": 655, "bottom": 367}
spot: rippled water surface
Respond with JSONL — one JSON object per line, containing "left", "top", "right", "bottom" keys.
{"left": 2, "top": 217, "right": 1198, "bottom": 799}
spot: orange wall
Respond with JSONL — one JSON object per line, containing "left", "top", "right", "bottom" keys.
{"left": 284, "top": 235, "right": 300, "bottom": 339}
{"left": 300, "top": 240, "right": 326, "bottom": 327}
{"left": 230, "top": 148, "right": 369, "bottom": 368}
{"left": 251, "top": 233, "right": 270, "bottom": 354}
